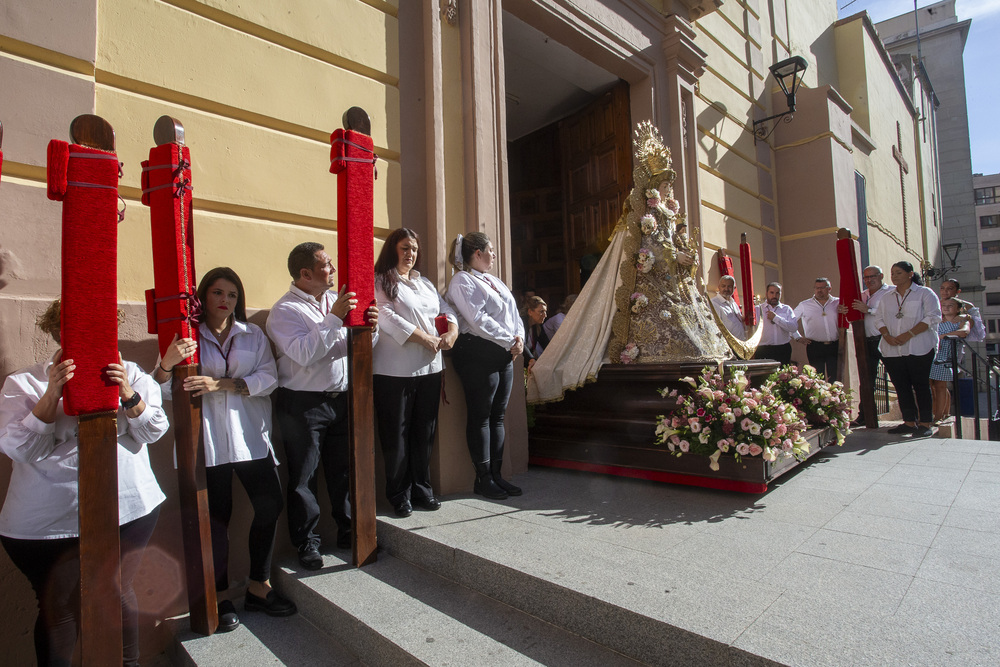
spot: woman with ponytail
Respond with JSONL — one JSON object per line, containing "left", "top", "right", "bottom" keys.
{"left": 871, "top": 261, "right": 942, "bottom": 437}
{"left": 446, "top": 232, "right": 525, "bottom": 499}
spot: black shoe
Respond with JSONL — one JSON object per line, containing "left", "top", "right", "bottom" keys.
{"left": 217, "top": 600, "right": 240, "bottom": 633}
{"left": 850, "top": 417, "right": 865, "bottom": 428}
{"left": 887, "top": 423, "right": 915, "bottom": 435}
{"left": 245, "top": 590, "right": 297, "bottom": 617}
{"left": 490, "top": 462, "right": 522, "bottom": 496}
{"left": 336, "top": 530, "right": 352, "bottom": 550}
{"left": 297, "top": 542, "right": 323, "bottom": 570}
{"left": 412, "top": 496, "right": 442, "bottom": 511}
{"left": 911, "top": 426, "right": 934, "bottom": 438}
{"left": 473, "top": 463, "right": 508, "bottom": 499}
{"left": 394, "top": 500, "right": 413, "bottom": 518}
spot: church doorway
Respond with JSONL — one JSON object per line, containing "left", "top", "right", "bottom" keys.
{"left": 503, "top": 12, "right": 633, "bottom": 311}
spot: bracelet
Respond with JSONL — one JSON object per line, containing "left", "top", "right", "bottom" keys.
{"left": 121, "top": 391, "right": 142, "bottom": 410}
{"left": 159, "top": 362, "right": 173, "bottom": 374}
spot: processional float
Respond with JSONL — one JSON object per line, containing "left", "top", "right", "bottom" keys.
{"left": 330, "top": 106, "right": 378, "bottom": 566}
{"left": 142, "top": 116, "right": 218, "bottom": 633}
{"left": 46, "top": 114, "right": 125, "bottom": 665}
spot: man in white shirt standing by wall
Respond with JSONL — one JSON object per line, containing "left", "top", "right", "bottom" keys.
{"left": 847, "top": 265, "right": 894, "bottom": 426}
{"left": 711, "top": 275, "right": 747, "bottom": 341}
{"left": 266, "top": 242, "right": 379, "bottom": 571}
{"left": 794, "top": 277, "right": 841, "bottom": 381}
{"left": 753, "top": 282, "right": 798, "bottom": 365}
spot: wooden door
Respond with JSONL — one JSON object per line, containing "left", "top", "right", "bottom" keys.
{"left": 559, "top": 80, "right": 633, "bottom": 294}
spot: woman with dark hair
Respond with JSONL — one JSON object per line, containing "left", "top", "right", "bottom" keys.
{"left": 155, "top": 266, "right": 294, "bottom": 632}
{"left": 446, "top": 232, "right": 525, "bottom": 499}
{"left": 0, "top": 300, "right": 168, "bottom": 667}
{"left": 373, "top": 228, "right": 458, "bottom": 517}
{"left": 871, "top": 260, "right": 942, "bottom": 437}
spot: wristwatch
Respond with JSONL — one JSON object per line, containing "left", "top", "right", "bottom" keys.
{"left": 121, "top": 392, "right": 142, "bottom": 410}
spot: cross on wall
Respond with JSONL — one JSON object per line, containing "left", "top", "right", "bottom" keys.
{"left": 892, "top": 121, "right": 910, "bottom": 250}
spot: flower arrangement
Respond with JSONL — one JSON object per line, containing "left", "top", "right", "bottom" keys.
{"left": 620, "top": 342, "right": 640, "bottom": 364}
{"left": 665, "top": 198, "right": 680, "bottom": 214}
{"left": 655, "top": 366, "right": 812, "bottom": 470}
{"left": 637, "top": 248, "right": 655, "bottom": 274}
{"left": 764, "top": 365, "right": 852, "bottom": 443}
{"left": 630, "top": 292, "right": 649, "bottom": 313}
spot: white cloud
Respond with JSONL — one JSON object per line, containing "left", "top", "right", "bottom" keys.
{"left": 959, "top": 0, "right": 1000, "bottom": 21}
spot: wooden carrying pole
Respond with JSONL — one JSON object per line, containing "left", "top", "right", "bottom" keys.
{"left": 836, "top": 228, "right": 877, "bottom": 427}
{"left": 330, "top": 107, "right": 378, "bottom": 566}
{"left": 56, "top": 115, "right": 123, "bottom": 665}
{"left": 142, "top": 116, "right": 218, "bottom": 634}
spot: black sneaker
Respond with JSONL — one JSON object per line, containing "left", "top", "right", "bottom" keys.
{"left": 245, "top": 590, "right": 297, "bottom": 617}
{"left": 887, "top": 423, "right": 915, "bottom": 435}
{"left": 911, "top": 426, "right": 934, "bottom": 438}
{"left": 217, "top": 600, "right": 240, "bottom": 632}
{"left": 297, "top": 542, "right": 323, "bottom": 570}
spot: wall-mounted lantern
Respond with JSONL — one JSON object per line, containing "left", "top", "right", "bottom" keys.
{"left": 923, "top": 242, "right": 962, "bottom": 281}
{"left": 753, "top": 55, "right": 809, "bottom": 143}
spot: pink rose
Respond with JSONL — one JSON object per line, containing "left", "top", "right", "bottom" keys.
{"left": 749, "top": 444, "right": 763, "bottom": 456}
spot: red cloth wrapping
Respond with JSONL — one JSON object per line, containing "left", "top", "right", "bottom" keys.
{"left": 330, "top": 129, "right": 375, "bottom": 327}
{"left": 142, "top": 143, "right": 199, "bottom": 363}
{"left": 739, "top": 242, "right": 757, "bottom": 326}
{"left": 717, "top": 253, "right": 740, "bottom": 306}
{"left": 836, "top": 237, "right": 864, "bottom": 329}
{"left": 0, "top": 149, "right": 4, "bottom": 179}
{"left": 48, "top": 140, "right": 120, "bottom": 415}
{"left": 435, "top": 314, "right": 448, "bottom": 335}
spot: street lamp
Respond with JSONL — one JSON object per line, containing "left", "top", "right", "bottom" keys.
{"left": 923, "top": 242, "right": 962, "bottom": 281}
{"left": 753, "top": 55, "right": 809, "bottom": 143}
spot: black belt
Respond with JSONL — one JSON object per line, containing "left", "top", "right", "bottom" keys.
{"left": 280, "top": 387, "right": 342, "bottom": 399}
{"left": 866, "top": 335, "right": 882, "bottom": 342}
{"left": 808, "top": 340, "right": 838, "bottom": 345}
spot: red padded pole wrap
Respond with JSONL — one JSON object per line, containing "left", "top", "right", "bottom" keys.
{"left": 142, "top": 143, "right": 199, "bottom": 363}
{"left": 837, "top": 237, "right": 863, "bottom": 329}
{"left": 330, "top": 129, "right": 375, "bottom": 327}
{"left": 51, "top": 141, "right": 120, "bottom": 416}
{"left": 739, "top": 241, "right": 757, "bottom": 326}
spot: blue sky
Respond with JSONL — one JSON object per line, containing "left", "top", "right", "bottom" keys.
{"left": 836, "top": 0, "right": 1000, "bottom": 175}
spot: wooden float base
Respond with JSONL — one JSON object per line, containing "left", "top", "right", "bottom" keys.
{"left": 529, "top": 360, "right": 838, "bottom": 493}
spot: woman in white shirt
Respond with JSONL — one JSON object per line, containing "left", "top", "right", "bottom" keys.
{"left": 373, "top": 228, "right": 458, "bottom": 518}
{"left": 871, "top": 261, "right": 942, "bottom": 437}
{"left": 446, "top": 232, "right": 525, "bottom": 499}
{"left": 155, "top": 267, "right": 294, "bottom": 632}
{"left": 0, "top": 300, "right": 168, "bottom": 667}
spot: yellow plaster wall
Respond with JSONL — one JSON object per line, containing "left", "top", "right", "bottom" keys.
{"left": 95, "top": 0, "right": 401, "bottom": 310}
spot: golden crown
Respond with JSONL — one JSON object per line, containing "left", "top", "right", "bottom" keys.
{"left": 634, "top": 121, "right": 674, "bottom": 182}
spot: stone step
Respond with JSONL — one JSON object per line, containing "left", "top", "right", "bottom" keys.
{"left": 375, "top": 504, "right": 784, "bottom": 667}
{"left": 270, "top": 543, "right": 643, "bottom": 667}
{"left": 169, "top": 601, "right": 360, "bottom": 666}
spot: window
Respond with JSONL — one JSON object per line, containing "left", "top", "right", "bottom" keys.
{"left": 984, "top": 240, "right": 1000, "bottom": 255}
{"left": 987, "top": 293, "right": 1000, "bottom": 306}
{"left": 976, "top": 186, "right": 999, "bottom": 205}
{"left": 989, "top": 343, "right": 999, "bottom": 355}
{"left": 991, "top": 320, "right": 998, "bottom": 334}
{"left": 982, "top": 215, "right": 1000, "bottom": 229}
{"left": 986, "top": 266, "right": 1000, "bottom": 280}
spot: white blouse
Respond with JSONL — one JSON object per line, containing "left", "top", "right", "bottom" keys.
{"left": 0, "top": 358, "right": 168, "bottom": 540}
{"left": 191, "top": 320, "right": 278, "bottom": 467}
{"left": 872, "top": 284, "right": 942, "bottom": 358}
{"left": 446, "top": 269, "right": 524, "bottom": 349}
{"left": 373, "top": 270, "right": 457, "bottom": 378}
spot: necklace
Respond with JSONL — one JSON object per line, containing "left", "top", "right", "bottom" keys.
{"left": 815, "top": 297, "right": 829, "bottom": 317}
{"left": 894, "top": 288, "right": 911, "bottom": 319}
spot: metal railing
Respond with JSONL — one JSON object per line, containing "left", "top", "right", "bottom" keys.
{"left": 947, "top": 339, "right": 1000, "bottom": 440}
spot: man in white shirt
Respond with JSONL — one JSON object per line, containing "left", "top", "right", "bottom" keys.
{"left": 753, "top": 282, "right": 798, "bottom": 365}
{"left": 266, "top": 242, "right": 379, "bottom": 571}
{"left": 940, "top": 279, "right": 985, "bottom": 342}
{"left": 847, "top": 265, "right": 894, "bottom": 426}
{"left": 711, "top": 275, "right": 747, "bottom": 341}
{"left": 794, "top": 277, "right": 841, "bottom": 381}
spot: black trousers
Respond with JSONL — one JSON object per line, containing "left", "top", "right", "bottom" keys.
{"left": 754, "top": 343, "right": 792, "bottom": 365}
{"left": 806, "top": 340, "right": 839, "bottom": 382}
{"left": 1, "top": 507, "right": 159, "bottom": 667}
{"left": 206, "top": 456, "right": 284, "bottom": 590}
{"left": 275, "top": 388, "right": 350, "bottom": 548}
{"left": 374, "top": 372, "right": 442, "bottom": 506}
{"left": 452, "top": 333, "right": 514, "bottom": 465}
{"left": 882, "top": 351, "right": 935, "bottom": 423}
{"left": 857, "top": 335, "right": 883, "bottom": 419}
